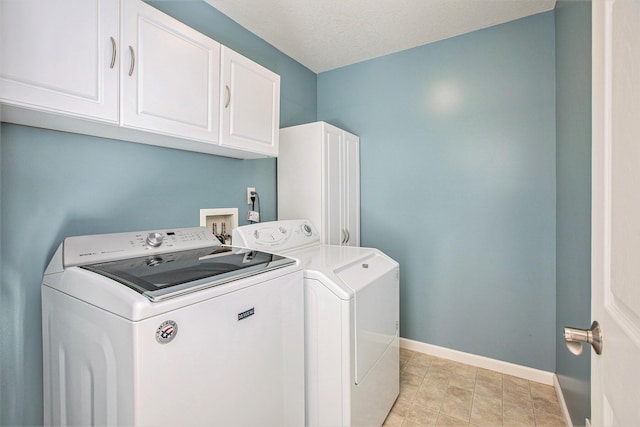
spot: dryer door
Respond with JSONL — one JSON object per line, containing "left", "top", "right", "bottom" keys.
{"left": 335, "top": 253, "right": 399, "bottom": 384}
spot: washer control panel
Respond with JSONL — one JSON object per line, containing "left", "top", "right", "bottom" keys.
{"left": 233, "top": 220, "right": 320, "bottom": 252}
{"left": 63, "top": 227, "right": 219, "bottom": 267}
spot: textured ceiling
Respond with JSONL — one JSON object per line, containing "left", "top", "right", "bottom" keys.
{"left": 203, "top": 0, "right": 556, "bottom": 73}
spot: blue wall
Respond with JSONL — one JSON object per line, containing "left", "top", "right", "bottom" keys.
{"left": 0, "top": 2, "right": 316, "bottom": 425}
{"left": 318, "top": 12, "right": 557, "bottom": 370}
{"left": 555, "top": 1, "right": 592, "bottom": 425}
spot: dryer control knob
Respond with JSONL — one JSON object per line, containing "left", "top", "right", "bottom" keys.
{"left": 146, "top": 232, "right": 164, "bottom": 247}
{"left": 302, "top": 224, "right": 312, "bottom": 236}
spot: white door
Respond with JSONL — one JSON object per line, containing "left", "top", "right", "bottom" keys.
{"left": 121, "top": 0, "right": 220, "bottom": 142}
{"left": 591, "top": 0, "right": 640, "bottom": 425}
{"left": 0, "top": 0, "right": 119, "bottom": 122}
{"left": 220, "top": 46, "right": 280, "bottom": 156}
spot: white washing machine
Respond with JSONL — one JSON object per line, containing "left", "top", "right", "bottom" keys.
{"left": 233, "top": 219, "right": 400, "bottom": 427}
{"left": 41, "top": 227, "right": 304, "bottom": 427}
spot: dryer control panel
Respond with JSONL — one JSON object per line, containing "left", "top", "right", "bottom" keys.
{"left": 233, "top": 219, "right": 320, "bottom": 252}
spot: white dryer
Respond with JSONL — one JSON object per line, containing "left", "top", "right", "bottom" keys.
{"left": 233, "top": 219, "right": 400, "bottom": 427}
{"left": 42, "top": 227, "right": 304, "bottom": 426}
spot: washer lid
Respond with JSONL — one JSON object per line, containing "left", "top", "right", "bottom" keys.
{"left": 81, "top": 246, "right": 295, "bottom": 302}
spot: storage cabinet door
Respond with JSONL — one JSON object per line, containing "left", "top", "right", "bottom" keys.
{"left": 220, "top": 47, "right": 280, "bottom": 156}
{"left": 121, "top": 0, "right": 220, "bottom": 143}
{"left": 343, "top": 132, "right": 360, "bottom": 246}
{"left": 0, "top": 0, "right": 119, "bottom": 122}
{"left": 324, "top": 126, "right": 345, "bottom": 245}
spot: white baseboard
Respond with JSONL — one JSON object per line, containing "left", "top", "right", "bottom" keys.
{"left": 554, "top": 374, "right": 574, "bottom": 427}
{"left": 400, "top": 337, "right": 554, "bottom": 385}
{"left": 400, "top": 338, "right": 573, "bottom": 426}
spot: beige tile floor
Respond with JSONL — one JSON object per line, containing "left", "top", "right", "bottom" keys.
{"left": 383, "top": 349, "right": 567, "bottom": 427}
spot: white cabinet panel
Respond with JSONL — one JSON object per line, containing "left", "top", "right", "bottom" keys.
{"left": 0, "top": 0, "right": 119, "bottom": 122}
{"left": 279, "top": 122, "right": 360, "bottom": 246}
{"left": 121, "top": 0, "right": 220, "bottom": 143}
{"left": 324, "top": 126, "right": 344, "bottom": 245}
{"left": 220, "top": 47, "right": 280, "bottom": 156}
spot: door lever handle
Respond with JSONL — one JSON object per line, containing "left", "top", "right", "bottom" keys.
{"left": 564, "top": 321, "right": 603, "bottom": 355}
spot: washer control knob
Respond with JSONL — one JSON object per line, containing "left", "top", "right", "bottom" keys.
{"left": 302, "top": 224, "right": 312, "bottom": 236}
{"left": 146, "top": 232, "right": 164, "bottom": 247}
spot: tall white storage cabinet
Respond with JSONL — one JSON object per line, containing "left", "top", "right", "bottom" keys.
{"left": 278, "top": 122, "right": 360, "bottom": 246}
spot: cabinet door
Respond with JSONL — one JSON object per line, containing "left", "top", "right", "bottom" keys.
{"left": 343, "top": 132, "right": 360, "bottom": 246}
{"left": 323, "top": 126, "right": 360, "bottom": 246}
{"left": 0, "top": 0, "right": 119, "bottom": 122}
{"left": 324, "top": 126, "right": 345, "bottom": 245}
{"left": 220, "top": 47, "right": 280, "bottom": 156}
{"left": 121, "top": 0, "right": 220, "bottom": 143}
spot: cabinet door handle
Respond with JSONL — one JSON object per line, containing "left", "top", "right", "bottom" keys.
{"left": 345, "top": 229, "right": 350, "bottom": 244}
{"left": 109, "top": 37, "right": 117, "bottom": 69}
{"left": 225, "top": 85, "right": 231, "bottom": 108}
{"left": 128, "top": 46, "right": 135, "bottom": 76}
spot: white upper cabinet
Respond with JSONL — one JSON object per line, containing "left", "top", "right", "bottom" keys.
{"left": 121, "top": 0, "right": 220, "bottom": 143}
{"left": 220, "top": 46, "right": 280, "bottom": 157}
{"left": 0, "top": 0, "right": 281, "bottom": 159}
{"left": 0, "top": 0, "right": 119, "bottom": 122}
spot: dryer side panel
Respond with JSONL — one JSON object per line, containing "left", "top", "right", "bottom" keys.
{"left": 354, "top": 265, "right": 398, "bottom": 383}
{"left": 335, "top": 254, "right": 399, "bottom": 384}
